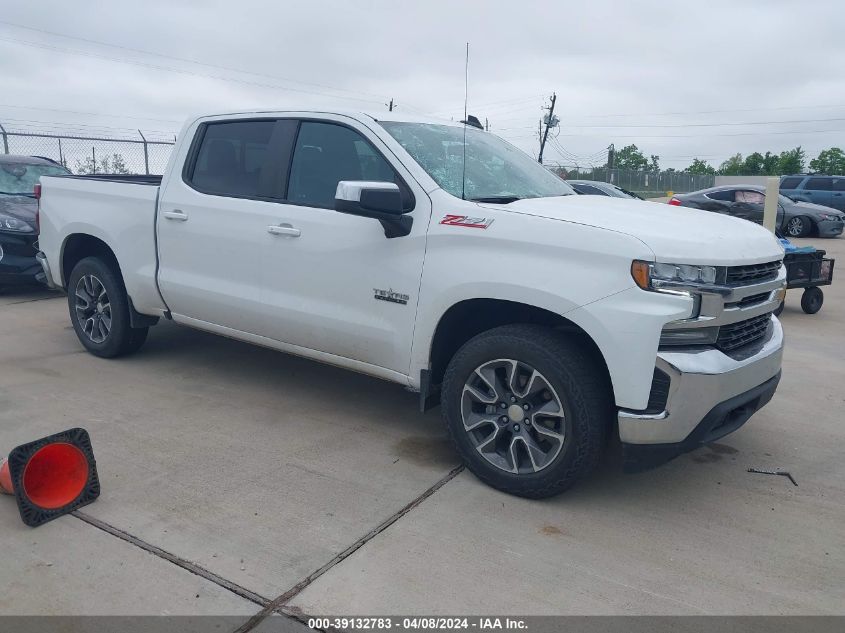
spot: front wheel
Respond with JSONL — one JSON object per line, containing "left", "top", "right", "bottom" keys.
{"left": 441, "top": 325, "right": 612, "bottom": 498}
{"left": 67, "top": 256, "right": 149, "bottom": 358}
{"left": 786, "top": 216, "right": 811, "bottom": 237}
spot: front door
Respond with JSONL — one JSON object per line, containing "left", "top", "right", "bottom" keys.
{"left": 257, "top": 118, "right": 429, "bottom": 376}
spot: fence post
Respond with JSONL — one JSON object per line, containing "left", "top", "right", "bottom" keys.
{"left": 138, "top": 130, "right": 149, "bottom": 175}
{"left": 0, "top": 122, "right": 8, "bottom": 154}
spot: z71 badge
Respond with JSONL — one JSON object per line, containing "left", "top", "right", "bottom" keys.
{"left": 374, "top": 288, "right": 410, "bottom": 305}
{"left": 440, "top": 214, "right": 494, "bottom": 229}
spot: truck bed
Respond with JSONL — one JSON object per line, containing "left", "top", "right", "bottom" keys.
{"left": 62, "top": 174, "right": 163, "bottom": 185}
{"left": 38, "top": 174, "right": 167, "bottom": 316}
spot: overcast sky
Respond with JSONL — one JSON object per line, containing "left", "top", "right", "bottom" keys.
{"left": 2, "top": 0, "right": 845, "bottom": 169}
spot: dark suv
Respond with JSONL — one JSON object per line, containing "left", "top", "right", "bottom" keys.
{"left": 780, "top": 175, "right": 845, "bottom": 212}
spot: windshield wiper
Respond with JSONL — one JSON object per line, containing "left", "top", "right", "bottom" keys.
{"left": 469, "top": 196, "right": 522, "bottom": 204}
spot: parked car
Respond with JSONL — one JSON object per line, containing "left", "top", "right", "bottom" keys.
{"left": 567, "top": 180, "right": 643, "bottom": 199}
{"left": 669, "top": 185, "right": 845, "bottom": 238}
{"left": 780, "top": 174, "right": 845, "bottom": 212}
{"left": 37, "top": 109, "right": 785, "bottom": 498}
{"left": 0, "top": 155, "right": 70, "bottom": 289}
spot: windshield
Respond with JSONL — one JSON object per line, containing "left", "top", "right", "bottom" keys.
{"left": 0, "top": 162, "right": 69, "bottom": 195}
{"left": 379, "top": 122, "right": 575, "bottom": 201}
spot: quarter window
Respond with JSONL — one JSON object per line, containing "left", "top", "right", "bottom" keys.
{"left": 287, "top": 122, "right": 400, "bottom": 209}
{"left": 806, "top": 177, "right": 832, "bottom": 191}
{"left": 189, "top": 120, "right": 278, "bottom": 198}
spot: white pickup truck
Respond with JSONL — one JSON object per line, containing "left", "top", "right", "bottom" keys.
{"left": 36, "top": 109, "right": 786, "bottom": 497}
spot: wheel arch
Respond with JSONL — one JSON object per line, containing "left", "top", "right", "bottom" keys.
{"left": 424, "top": 298, "right": 613, "bottom": 408}
{"left": 60, "top": 233, "right": 121, "bottom": 289}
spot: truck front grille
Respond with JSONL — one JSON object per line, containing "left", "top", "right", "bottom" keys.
{"left": 725, "top": 260, "right": 781, "bottom": 285}
{"left": 717, "top": 313, "right": 772, "bottom": 352}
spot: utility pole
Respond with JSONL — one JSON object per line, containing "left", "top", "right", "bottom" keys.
{"left": 485, "top": 118, "right": 489, "bottom": 131}
{"left": 388, "top": 98, "right": 394, "bottom": 112}
{"left": 537, "top": 92, "right": 557, "bottom": 164}
{"left": 607, "top": 143, "right": 615, "bottom": 170}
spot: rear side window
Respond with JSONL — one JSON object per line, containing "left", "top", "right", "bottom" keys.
{"left": 189, "top": 120, "right": 277, "bottom": 198}
{"left": 287, "top": 121, "right": 402, "bottom": 209}
{"left": 780, "top": 177, "right": 803, "bottom": 189}
{"left": 705, "top": 189, "right": 735, "bottom": 201}
{"left": 806, "top": 177, "right": 832, "bottom": 191}
{"left": 735, "top": 190, "right": 765, "bottom": 204}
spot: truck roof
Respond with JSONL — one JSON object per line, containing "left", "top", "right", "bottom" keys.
{"left": 188, "top": 108, "right": 465, "bottom": 127}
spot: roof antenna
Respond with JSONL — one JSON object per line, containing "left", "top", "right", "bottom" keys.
{"left": 462, "top": 42, "right": 469, "bottom": 201}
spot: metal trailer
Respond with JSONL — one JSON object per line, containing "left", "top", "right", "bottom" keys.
{"left": 774, "top": 249, "right": 835, "bottom": 315}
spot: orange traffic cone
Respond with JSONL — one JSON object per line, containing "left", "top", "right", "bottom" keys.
{"left": 0, "top": 428, "right": 99, "bottom": 527}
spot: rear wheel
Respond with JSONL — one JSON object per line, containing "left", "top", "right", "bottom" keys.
{"left": 67, "top": 256, "right": 149, "bottom": 358}
{"left": 786, "top": 216, "right": 811, "bottom": 237}
{"left": 441, "top": 325, "right": 612, "bottom": 498}
{"left": 801, "top": 287, "right": 823, "bottom": 314}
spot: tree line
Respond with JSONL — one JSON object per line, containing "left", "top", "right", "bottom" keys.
{"left": 608, "top": 144, "right": 845, "bottom": 176}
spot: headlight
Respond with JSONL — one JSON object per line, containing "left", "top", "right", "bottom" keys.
{"left": 631, "top": 260, "right": 718, "bottom": 291}
{"left": 0, "top": 213, "right": 34, "bottom": 233}
{"left": 818, "top": 213, "right": 843, "bottom": 222}
{"left": 659, "top": 326, "right": 719, "bottom": 346}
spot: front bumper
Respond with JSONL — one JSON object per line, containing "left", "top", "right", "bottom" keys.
{"left": 0, "top": 233, "right": 43, "bottom": 286}
{"left": 619, "top": 316, "right": 783, "bottom": 471}
{"left": 816, "top": 219, "right": 844, "bottom": 238}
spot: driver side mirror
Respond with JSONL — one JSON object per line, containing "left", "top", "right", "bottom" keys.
{"left": 335, "top": 181, "right": 412, "bottom": 238}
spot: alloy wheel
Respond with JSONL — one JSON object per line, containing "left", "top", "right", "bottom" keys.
{"left": 74, "top": 274, "right": 112, "bottom": 344}
{"left": 787, "top": 217, "right": 804, "bottom": 237}
{"left": 461, "top": 358, "right": 566, "bottom": 474}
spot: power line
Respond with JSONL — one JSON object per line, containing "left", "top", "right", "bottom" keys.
{"left": 0, "top": 20, "right": 388, "bottom": 102}
{"left": 0, "top": 35, "right": 387, "bottom": 106}
{"left": 0, "top": 103, "right": 181, "bottom": 124}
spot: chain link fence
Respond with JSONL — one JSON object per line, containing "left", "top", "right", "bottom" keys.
{"left": 0, "top": 125, "right": 175, "bottom": 175}
{"left": 547, "top": 164, "right": 715, "bottom": 197}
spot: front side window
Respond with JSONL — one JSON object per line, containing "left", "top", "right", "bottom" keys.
{"left": 573, "top": 184, "right": 607, "bottom": 196}
{"left": 190, "top": 120, "right": 277, "bottom": 198}
{"left": 287, "top": 122, "right": 399, "bottom": 209}
{"left": 379, "top": 121, "right": 574, "bottom": 201}
{"left": 834, "top": 178, "right": 845, "bottom": 192}
{"left": 735, "top": 190, "right": 765, "bottom": 204}
{"left": 780, "top": 177, "right": 803, "bottom": 189}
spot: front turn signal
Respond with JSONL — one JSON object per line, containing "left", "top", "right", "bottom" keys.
{"left": 631, "top": 260, "right": 650, "bottom": 290}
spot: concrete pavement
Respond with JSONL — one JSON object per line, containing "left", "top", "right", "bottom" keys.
{"left": 0, "top": 237, "right": 843, "bottom": 627}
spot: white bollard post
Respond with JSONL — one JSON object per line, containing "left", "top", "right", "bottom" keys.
{"left": 764, "top": 177, "right": 779, "bottom": 234}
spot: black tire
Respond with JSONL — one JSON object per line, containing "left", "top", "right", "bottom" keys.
{"left": 800, "top": 287, "right": 823, "bottom": 314}
{"left": 442, "top": 324, "right": 613, "bottom": 498}
{"left": 786, "top": 215, "right": 811, "bottom": 238}
{"left": 773, "top": 300, "right": 785, "bottom": 316}
{"left": 67, "top": 256, "right": 149, "bottom": 358}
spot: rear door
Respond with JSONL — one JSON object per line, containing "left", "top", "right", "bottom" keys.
{"left": 157, "top": 118, "right": 294, "bottom": 334}
{"left": 256, "top": 116, "right": 430, "bottom": 375}
{"left": 801, "top": 177, "right": 833, "bottom": 207}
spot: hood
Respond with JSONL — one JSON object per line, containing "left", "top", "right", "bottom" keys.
{"left": 482, "top": 195, "right": 784, "bottom": 265}
{"left": 790, "top": 200, "right": 845, "bottom": 217}
{"left": 0, "top": 194, "right": 37, "bottom": 232}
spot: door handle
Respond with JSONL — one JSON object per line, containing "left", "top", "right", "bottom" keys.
{"left": 267, "top": 223, "right": 301, "bottom": 237}
{"left": 162, "top": 209, "right": 188, "bottom": 221}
